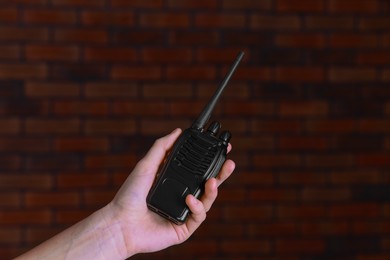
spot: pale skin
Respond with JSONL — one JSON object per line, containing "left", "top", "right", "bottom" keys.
{"left": 16, "top": 128, "right": 235, "bottom": 259}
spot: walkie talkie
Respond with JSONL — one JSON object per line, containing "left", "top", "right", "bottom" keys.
{"left": 147, "top": 51, "right": 244, "bottom": 225}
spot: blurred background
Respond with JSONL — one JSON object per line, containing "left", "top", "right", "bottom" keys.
{"left": 0, "top": 0, "right": 389, "bottom": 259}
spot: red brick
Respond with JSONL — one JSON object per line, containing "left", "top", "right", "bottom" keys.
{"left": 249, "top": 188, "right": 298, "bottom": 202}
{"left": 383, "top": 238, "right": 390, "bottom": 250}
{"left": 330, "top": 203, "right": 381, "bottom": 218}
{"left": 197, "top": 82, "right": 250, "bottom": 99}
{"left": 54, "top": 28, "right": 107, "bottom": 44}
{"left": 0, "top": 138, "right": 49, "bottom": 152}
{"left": 140, "top": 119, "right": 189, "bottom": 135}
{"left": 359, "top": 119, "right": 390, "bottom": 132}
{"left": 0, "top": 45, "right": 20, "bottom": 60}
{"left": 217, "top": 188, "right": 246, "bottom": 203}
{"left": 142, "top": 83, "right": 192, "bottom": 98}
{"left": 222, "top": 0, "right": 272, "bottom": 10}
{"left": 386, "top": 137, "right": 390, "bottom": 149}
{"left": 301, "top": 221, "right": 349, "bottom": 235}
{"left": 329, "top": 0, "right": 379, "bottom": 13}
{"left": 276, "top": 239, "right": 325, "bottom": 254}
{"left": 84, "top": 82, "right": 137, "bottom": 98}
{"left": 113, "top": 101, "right": 167, "bottom": 116}
{"left": 195, "top": 13, "right": 246, "bottom": 28}
{"left": 0, "top": 64, "right": 47, "bottom": 79}
{"left": 301, "top": 188, "right": 351, "bottom": 201}
{"left": 357, "top": 51, "right": 390, "bottom": 65}
{"left": 0, "top": 172, "right": 53, "bottom": 190}
{"left": 279, "top": 136, "right": 328, "bottom": 150}
{"left": 140, "top": 13, "right": 190, "bottom": 28}
{"left": 166, "top": 66, "right": 216, "bottom": 80}
{"left": 0, "top": 192, "right": 21, "bottom": 207}
{"left": 25, "top": 118, "right": 80, "bottom": 134}
{"left": 277, "top": 0, "right": 324, "bottom": 12}
{"left": 330, "top": 34, "right": 378, "bottom": 48}
{"left": 275, "top": 33, "right": 326, "bottom": 48}
{"left": 331, "top": 170, "right": 382, "bottom": 184}
{"left": 223, "top": 205, "right": 273, "bottom": 221}
{"left": 54, "top": 137, "right": 109, "bottom": 152}
{"left": 352, "top": 221, "right": 390, "bottom": 235}
{"left": 84, "top": 47, "right": 137, "bottom": 62}
{"left": 55, "top": 209, "right": 93, "bottom": 224}
{"left": 0, "top": 210, "right": 51, "bottom": 225}
{"left": 278, "top": 171, "right": 328, "bottom": 185}
{"left": 357, "top": 154, "right": 390, "bottom": 167}
{"left": 251, "top": 120, "right": 303, "bottom": 133}
{"left": 81, "top": 11, "right": 134, "bottom": 26}
{"left": 167, "top": 0, "right": 217, "bottom": 9}
{"left": 223, "top": 32, "right": 273, "bottom": 46}
{"left": 277, "top": 205, "right": 326, "bottom": 219}
{"left": 0, "top": 228, "right": 21, "bottom": 244}
{"left": 0, "top": 156, "right": 21, "bottom": 171}
{"left": 23, "top": 9, "right": 76, "bottom": 24}
{"left": 253, "top": 154, "right": 302, "bottom": 168}
{"left": 228, "top": 171, "right": 275, "bottom": 186}
{"left": 221, "top": 240, "right": 270, "bottom": 254}
{"left": 196, "top": 223, "right": 245, "bottom": 238}
{"left": 230, "top": 136, "right": 275, "bottom": 151}
{"left": 360, "top": 17, "right": 390, "bottom": 30}
{"left": 26, "top": 44, "right": 79, "bottom": 61}
{"left": 53, "top": 101, "right": 108, "bottom": 116}
{"left": 84, "top": 119, "right": 136, "bottom": 135}
{"left": 169, "top": 31, "right": 219, "bottom": 46}
{"left": 84, "top": 190, "right": 116, "bottom": 206}
{"left": 384, "top": 204, "right": 390, "bottom": 218}
{"left": 196, "top": 48, "right": 247, "bottom": 63}
{"left": 384, "top": 34, "right": 390, "bottom": 47}
{"left": 251, "top": 15, "right": 301, "bottom": 30}
{"left": 248, "top": 222, "right": 297, "bottom": 237}
{"left": 25, "top": 82, "right": 80, "bottom": 97}
{"left": 0, "top": 118, "right": 20, "bottom": 134}
{"left": 305, "top": 15, "right": 354, "bottom": 30}
{"left": 112, "top": 66, "right": 162, "bottom": 80}
{"left": 0, "top": 0, "right": 47, "bottom": 4}
{"left": 110, "top": 0, "right": 163, "bottom": 8}
{"left": 141, "top": 48, "right": 193, "bottom": 63}
{"left": 306, "top": 119, "right": 357, "bottom": 133}
{"left": 85, "top": 154, "right": 136, "bottom": 169}
{"left": 0, "top": 26, "right": 49, "bottom": 41}
{"left": 217, "top": 119, "right": 248, "bottom": 134}
{"left": 25, "top": 191, "right": 80, "bottom": 207}
{"left": 25, "top": 156, "right": 80, "bottom": 171}
{"left": 169, "top": 101, "right": 211, "bottom": 117}
{"left": 306, "top": 154, "right": 355, "bottom": 168}
{"left": 233, "top": 66, "right": 272, "bottom": 81}
{"left": 57, "top": 172, "right": 108, "bottom": 188}
{"left": 173, "top": 240, "right": 217, "bottom": 255}
{"left": 382, "top": 69, "right": 390, "bottom": 82}
{"left": 275, "top": 67, "right": 325, "bottom": 82}
{"left": 26, "top": 227, "right": 63, "bottom": 244}
{"left": 279, "top": 101, "right": 328, "bottom": 117}
{"left": 0, "top": 7, "right": 18, "bottom": 23}
{"left": 328, "top": 68, "right": 377, "bottom": 82}
{"left": 225, "top": 101, "right": 275, "bottom": 116}
{"left": 51, "top": 0, "right": 104, "bottom": 7}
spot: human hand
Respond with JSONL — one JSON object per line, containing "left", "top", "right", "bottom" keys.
{"left": 109, "top": 128, "right": 236, "bottom": 257}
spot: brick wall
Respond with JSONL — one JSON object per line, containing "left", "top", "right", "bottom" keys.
{"left": 0, "top": 0, "right": 389, "bottom": 258}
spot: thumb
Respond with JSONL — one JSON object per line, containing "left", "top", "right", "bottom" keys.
{"left": 133, "top": 128, "right": 182, "bottom": 186}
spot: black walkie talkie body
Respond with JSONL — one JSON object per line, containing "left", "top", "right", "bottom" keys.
{"left": 147, "top": 51, "right": 244, "bottom": 224}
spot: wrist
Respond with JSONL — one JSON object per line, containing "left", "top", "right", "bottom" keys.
{"left": 97, "top": 203, "right": 131, "bottom": 259}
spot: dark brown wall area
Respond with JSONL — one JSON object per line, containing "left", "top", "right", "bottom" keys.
{"left": 0, "top": 0, "right": 389, "bottom": 259}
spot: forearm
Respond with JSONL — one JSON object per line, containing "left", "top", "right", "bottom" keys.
{"left": 16, "top": 204, "right": 129, "bottom": 260}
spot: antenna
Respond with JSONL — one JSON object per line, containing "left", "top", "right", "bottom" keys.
{"left": 192, "top": 51, "right": 245, "bottom": 130}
